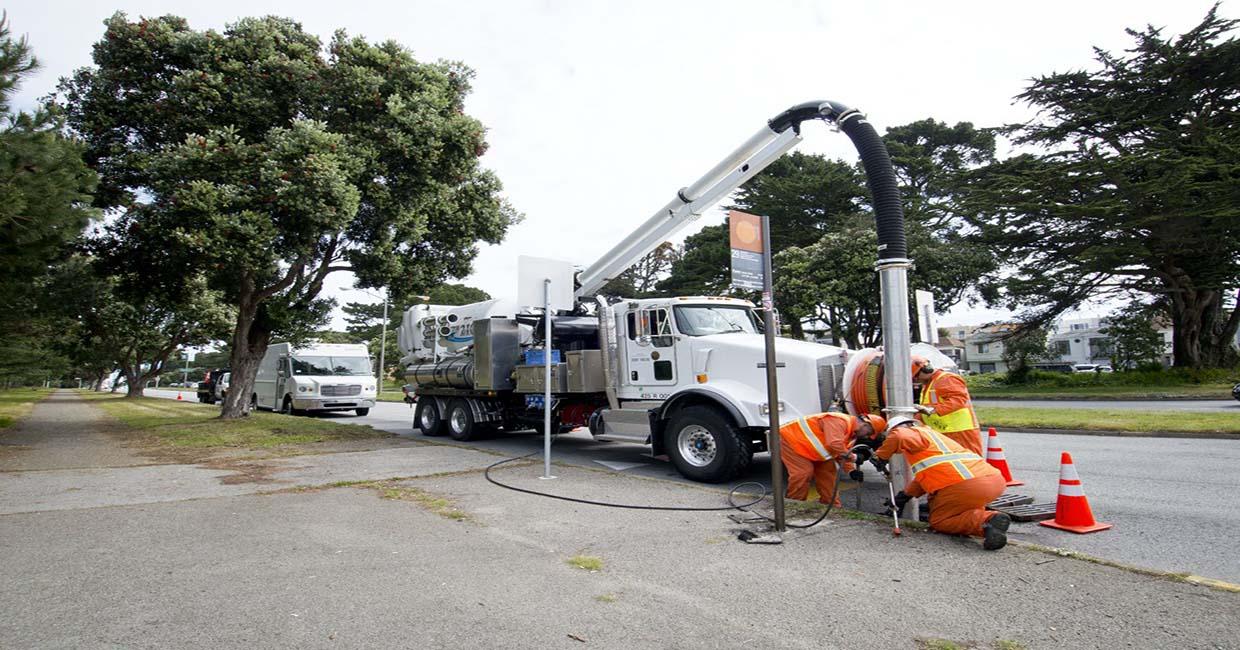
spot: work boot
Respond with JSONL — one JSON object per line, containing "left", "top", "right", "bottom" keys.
{"left": 982, "top": 513, "right": 1011, "bottom": 551}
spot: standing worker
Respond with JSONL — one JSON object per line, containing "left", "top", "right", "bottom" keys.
{"left": 911, "top": 355, "right": 983, "bottom": 457}
{"left": 858, "top": 417, "right": 1010, "bottom": 550}
{"left": 779, "top": 412, "right": 887, "bottom": 507}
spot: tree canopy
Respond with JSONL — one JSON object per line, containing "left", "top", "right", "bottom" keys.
{"left": 60, "top": 14, "right": 518, "bottom": 414}
{"left": 963, "top": 7, "right": 1240, "bottom": 367}
{"left": 0, "top": 15, "right": 97, "bottom": 386}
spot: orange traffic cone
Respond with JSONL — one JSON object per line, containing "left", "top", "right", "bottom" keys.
{"left": 984, "top": 427, "right": 1024, "bottom": 487}
{"left": 1040, "top": 452, "right": 1112, "bottom": 534}
{"left": 176, "top": 392, "right": 183, "bottom": 401}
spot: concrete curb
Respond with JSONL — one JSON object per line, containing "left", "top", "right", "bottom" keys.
{"left": 974, "top": 394, "right": 1232, "bottom": 401}
{"left": 991, "top": 426, "right": 1240, "bottom": 441}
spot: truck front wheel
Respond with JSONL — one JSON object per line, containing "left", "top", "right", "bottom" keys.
{"left": 665, "top": 405, "right": 751, "bottom": 483}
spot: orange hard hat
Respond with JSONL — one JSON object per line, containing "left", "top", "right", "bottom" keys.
{"left": 911, "top": 354, "right": 932, "bottom": 377}
{"left": 858, "top": 413, "right": 887, "bottom": 435}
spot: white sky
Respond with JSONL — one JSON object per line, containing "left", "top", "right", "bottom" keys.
{"left": 10, "top": 0, "right": 1221, "bottom": 330}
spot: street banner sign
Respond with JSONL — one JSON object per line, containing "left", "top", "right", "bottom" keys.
{"left": 915, "top": 289, "right": 939, "bottom": 344}
{"left": 729, "top": 210, "right": 764, "bottom": 290}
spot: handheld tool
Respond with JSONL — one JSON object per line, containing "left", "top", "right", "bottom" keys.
{"left": 884, "top": 472, "right": 902, "bottom": 537}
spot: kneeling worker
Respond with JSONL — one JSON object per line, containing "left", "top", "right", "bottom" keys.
{"left": 858, "top": 416, "right": 1011, "bottom": 550}
{"left": 779, "top": 412, "right": 887, "bottom": 507}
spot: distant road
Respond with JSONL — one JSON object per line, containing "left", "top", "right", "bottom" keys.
{"left": 975, "top": 399, "right": 1237, "bottom": 412}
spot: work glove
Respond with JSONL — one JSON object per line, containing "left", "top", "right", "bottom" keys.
{"left": 848, "top": 469, "right": 865, "bottom": 482}
{"left": 869, "top": 457, "right": 889, "bottom": 477}
{"left": 893, "top": 491, "right": 912, "bottom": 513}
{"left": 915, "top": 404, "right": 935, "bottom": 415}
{"left": 851, "top": 446, "right": 873, "bottom": 465}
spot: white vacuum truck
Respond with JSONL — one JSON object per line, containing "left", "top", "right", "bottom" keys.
{"left": 398, "top": 100, "right": 916, "bottom": 483}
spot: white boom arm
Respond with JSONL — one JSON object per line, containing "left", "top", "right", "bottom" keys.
{"left": 574, "top": 125, "right": 802, "bottom": 298}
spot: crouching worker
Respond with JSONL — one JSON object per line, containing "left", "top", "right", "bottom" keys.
{"left": 859, "top": 416, "right": 1011, "bottom": 550}
{"left": 778, "top": 413, "right": 887, "bottom": 507}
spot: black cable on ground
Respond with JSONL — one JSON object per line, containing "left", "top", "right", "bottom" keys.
{"left": 726, "top": 459, "right": 842, "bottom": 529}
{"left": 484, "top": 451, "right": 768, "bottom": 511}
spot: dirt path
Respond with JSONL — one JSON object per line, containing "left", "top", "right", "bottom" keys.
{"left": 0, "top": 390, "right": 155, "bottom": 471}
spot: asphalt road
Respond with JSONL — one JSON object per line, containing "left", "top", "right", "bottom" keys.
{"left": 147, "top": 389, "right": 1240, "bottom": 582}
{"left": 975, "top": 398, "right": 1239, "bottom": 411}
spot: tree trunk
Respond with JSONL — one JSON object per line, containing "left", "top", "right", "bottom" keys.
{"left": 124, "top": 369, "right": 144, "bottom": 398}
{"left": 1169, "top": 286, "right": 1239, "bottom": 368}
{"left": 220, "top": 297, "right": 272, "bottom": 419}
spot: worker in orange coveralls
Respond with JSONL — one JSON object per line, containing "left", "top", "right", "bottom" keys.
{"left": 912, "top": 355, "right": 983, "bottom": 457}
{"left": 779, "top": 413, "right": 887, "bottom": 507}
{"left": 860, "top": 416, "right": 1010, "bottom": 550}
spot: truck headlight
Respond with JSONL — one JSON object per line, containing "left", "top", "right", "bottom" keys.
{"left": 298, "top": 386, "right": 309, "bottom": 393}
{"left": 759, "top": 401, "right": 785, "bottom": 415}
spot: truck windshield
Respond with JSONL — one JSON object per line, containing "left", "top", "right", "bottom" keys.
{"left": 673, "top": 305, "right": 760, "bottom": 336}
{"left": 291, "top": 356, "right": 373, "bottom": 376}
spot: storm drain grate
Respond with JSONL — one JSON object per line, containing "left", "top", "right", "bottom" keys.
{"left": 990, "top": 502, "right": 1057, "bottom": 522}
{"left": 987, "top": 493, "right": 1034, "bottom": 509}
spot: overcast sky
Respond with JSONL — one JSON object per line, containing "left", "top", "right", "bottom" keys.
{"left": 10, "top": 0, "right": 1223, "bottom": 329}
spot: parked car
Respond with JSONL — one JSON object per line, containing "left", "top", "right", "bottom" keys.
{"left": 1232, "top": 383, "right": 1240, "bottom": 403}
{"left": 196, "top": 368, "right": 230, "bottom": 404}
{"left": 216, "top": 372, "right": 231, "bottom": 403}
{"left": 1072, "top": 364, "right": 1113, "bottom": 374}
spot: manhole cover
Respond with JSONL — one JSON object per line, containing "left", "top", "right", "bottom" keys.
{"left": 991, "top": 502, "right": 1057, "bottom": 522}
{"left": 988, "top": 493, "right": 1034, "bottom": 509}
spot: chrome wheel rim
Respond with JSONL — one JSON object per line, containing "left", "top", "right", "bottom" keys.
{"left": 450, "top": 408, "right": 468, "bottom": 434}
{"left": 420, "top": 406, "right": 436, "bottom": 429}
{"left": 677, "top": 425, "right": 716, "bottom": 467}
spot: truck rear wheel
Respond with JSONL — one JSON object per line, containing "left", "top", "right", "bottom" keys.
{"left": 666, "top": 405, "right": 751, "bottom": 483}
{"left": 415, "top": 400, "right": 445, "bottom": 437}
{"left": 446, "top": 399, "right": 482, "bottom": 442}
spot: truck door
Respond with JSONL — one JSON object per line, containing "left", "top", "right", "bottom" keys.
{"left": 624, "top": 307, "right": 677, "bottom": 389}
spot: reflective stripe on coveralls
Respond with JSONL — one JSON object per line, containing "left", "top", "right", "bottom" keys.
{"left": 782, "top": 413, "right": 855, "bottom": 462}
{"left": 903, "top": 425, "right": 993, "bottom": 494}
{"left": 920, "top": 371, "right": 979, "bottom": 434}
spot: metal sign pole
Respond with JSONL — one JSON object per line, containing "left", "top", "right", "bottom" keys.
{"left": 760, "top": 215, "right": 786, "bottom": 532}
{"left": 541, "top": 278, "right": 555, "bottom": 480}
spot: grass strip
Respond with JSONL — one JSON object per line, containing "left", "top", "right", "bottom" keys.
{"left": 89, "top": 394, "right": 390, "bottom": 449}
{"left": 976, "top": 405, "right": 1240, "bottom": 433}
{"left": 0, "top": 388, "right": 53, "bottom": 430}
{"left": 972, "top": 384, "right": 1232, "bottom": 399}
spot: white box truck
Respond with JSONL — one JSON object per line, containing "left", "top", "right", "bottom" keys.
{"left": 253, "top": 342, "right": 377, "bottom": 416}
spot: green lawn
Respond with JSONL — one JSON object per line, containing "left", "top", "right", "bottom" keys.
{"left": 976, "top": 405, "right": 1240, "bottom": 434}
{"left": 972, "top": 384, "right": 1233, "bottom": 400}
{"left": 0, "top": 388, "right": 52, "bottom": 430}
{"left": 86, "top": 393, "right": 391, "bottom": 449}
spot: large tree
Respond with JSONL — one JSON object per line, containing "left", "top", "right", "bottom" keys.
{"left": 963, "top": 7, "right": 1240, "bottom": 367}
{"left": 61, "top": 15, "right": 518, "bottom": 416}
{"left": 0, "top": 15, "right": 96, "bottom": 385}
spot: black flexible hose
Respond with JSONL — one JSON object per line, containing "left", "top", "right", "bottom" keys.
{"left": 836, "top": 112, "right": 906, "bottom": 261}
{"left": 484, "top": 451, "right": 767, "bottom": 512}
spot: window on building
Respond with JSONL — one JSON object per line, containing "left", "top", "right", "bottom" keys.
{"left": 1088, "top": 337, "right": 1113, "bottom": 359}
{"left": 976, "top": 343, "right": 989, "bottom": 354}
{"left": 1071, "top": 323, "right": 1088, "bottom": 331}
{"left": 1049, "top": 340, "right": 1070, "bottom": 357}
{"left": 979, "top": 363, "right": 996, "bottom": 373}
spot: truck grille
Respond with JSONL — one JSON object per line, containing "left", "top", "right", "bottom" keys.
{"left": 321, "top": 384, "right": 361, "bottom": 397}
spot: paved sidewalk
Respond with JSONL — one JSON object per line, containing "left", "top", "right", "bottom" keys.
{"left": 2, "top": 392, "right": 1236, "bottom": 648}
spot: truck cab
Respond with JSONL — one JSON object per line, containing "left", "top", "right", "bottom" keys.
{"left": 254, "top": 343, "right": 378, "bottom": 416}
{"left": 599, "top": 297, "right": 846, "bottom": 481}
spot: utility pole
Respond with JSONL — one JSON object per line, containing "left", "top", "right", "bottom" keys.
{"left": 377, "top": 290, "right": 389, "bottom": 389}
